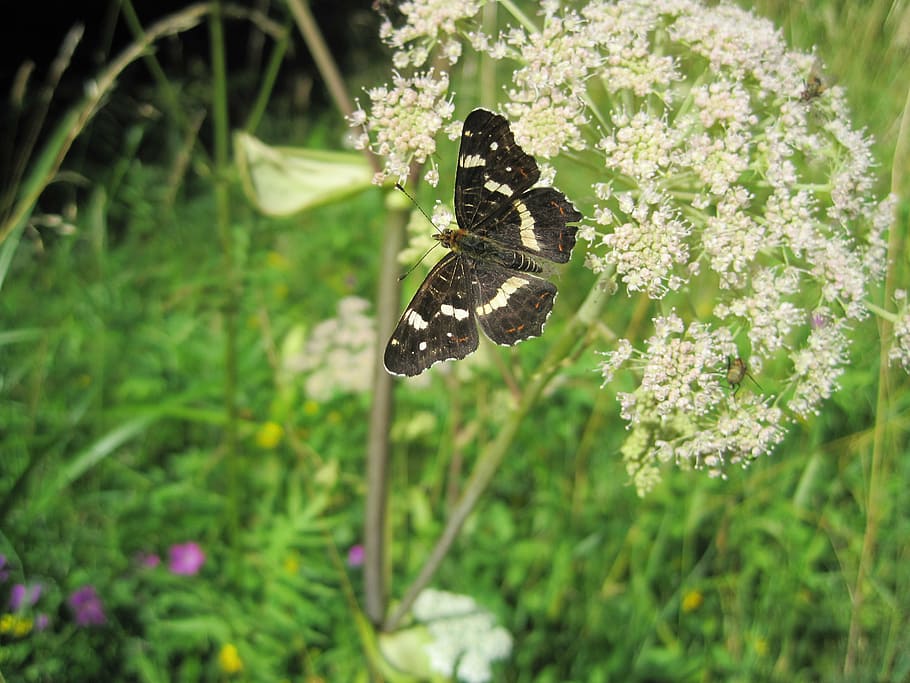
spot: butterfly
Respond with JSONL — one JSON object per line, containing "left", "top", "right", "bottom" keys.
{"left": 383, "top": 108, "right": 582, "bottom": 377}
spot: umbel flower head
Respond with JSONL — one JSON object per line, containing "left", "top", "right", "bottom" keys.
{"left": 412, "top": 588, "right": 513, "bottom": 683}
{"left": 353, "top": 0, "right": 895, "bottom": 494}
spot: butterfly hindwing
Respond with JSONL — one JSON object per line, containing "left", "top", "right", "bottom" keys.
{"left": 383, "top": 253, "right": 479, "bottom": 377}
{"left": 484, "top": 186, "right": 581, "bottom": 264}
{"left": 472, "top": 261, "right": 557, "bottom": 346}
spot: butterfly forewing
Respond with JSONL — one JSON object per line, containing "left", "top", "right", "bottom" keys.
{"left": 384, "top": 108, "right": 582, "bottom": 377}
{"left": 383, "top": 253, "right": 479, "bottom": 376}
{"left": 455, "top": 109, "right": 540, "bottom": 231}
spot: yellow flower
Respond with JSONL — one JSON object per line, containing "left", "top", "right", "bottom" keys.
{"left": 303, "top": 400, "right": 320, "bottom": 416}
{"left": 255, "top": 421, "right": 284, "bottom": 449}
{"left": 0, "top": 613, "right": 33, "bottom": 637}
{"left": 681, "top": 589, "right": 704, "bottom": 613}
{"left": 266, "top": 251, "right": 291, "bottom": 270}
{"left": 218, "top": 643, "right": 243, "bottom": 674}
{"left": 283, "top": 553, "right": 301, "bottom": 574}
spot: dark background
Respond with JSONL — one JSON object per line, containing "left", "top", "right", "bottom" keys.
{"left": 1, "top": 1, "right": 385, "bottom": 117}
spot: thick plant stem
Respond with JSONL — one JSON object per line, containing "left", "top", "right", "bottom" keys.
{"left": 365, "top": 189, "right": 409, "bottom": 624}
{"left": 384, "top": 273, "right": 611, "bottom": 632}
{"left": 285, "top": 0, "right": 391, "bottom": 626}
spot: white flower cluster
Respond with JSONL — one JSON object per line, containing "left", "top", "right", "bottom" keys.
{"left": 356, "top": 0, "right": 896, "bottom": 492}
{"left": 380, "top": 0, "right": 481, "bottom": 68}
{"left": 413, "top": 588, "right": 513, "bottom": 683}
{"left": 351, "top": 70, "right": 454, "bottom": 186}
{"left": 612, "top": 311, "right": 786, "bottom": 494}
{"left": 889, "top": 290, "right": 910, "bottom": 373}
{"left": 287, "top": 297, "right": 375, "bottom": 401}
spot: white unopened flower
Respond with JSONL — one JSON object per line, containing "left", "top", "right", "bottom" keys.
{"left": 413, "top": 589, "right": 513, "bottom": 683}
{"left": 380, "top": 0, "right": 483, "bottom": 68}
{"left": 502, "top": 10, "right": 597, "bottom": 158}
{"left": 787, "top": 312, "right": 849, "bottom": 417}
{"left": 600, "top": 197, "right": 690, "bottom": 298}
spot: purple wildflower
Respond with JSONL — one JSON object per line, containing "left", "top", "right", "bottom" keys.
{"left": 168, "top": 542, "right": 205, "bottom": 576}
{"left": 347, "top": 544, "right": 365, "bottom": 568}
{"left": 35, "top": 613, "right": 50, "bottom": 631}
{"left": 9, "top": 583, "right": 42, "bottom": 611}
{"left": 136, "top": 552, "right": 161, "bottom": 568}
{"left": 68, "top": 585, "right": 106, "bottom": 626}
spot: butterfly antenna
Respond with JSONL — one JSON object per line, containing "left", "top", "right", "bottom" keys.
{"left": 394, "top": 182, "right": 443, "bottom": 281}
{"left": 395, "top": 182, "right": 443, "bottom": 234}
{"left": 397, "top": 242, "right": 439, "bottom": 281}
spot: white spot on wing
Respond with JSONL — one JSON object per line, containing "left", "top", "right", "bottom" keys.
{"left": 405, "top": 309, "right": 428, "bottom": 330}
{"left": 484, "top": 178, "right": 512, "bottom": 195}
{"left": 440, "top": 303, "right": 469, "bottom": 320}
{"left": 515, "top": 199, "right": 540, "bottom": 252}
{"left": 418, "top": 341, "right": 428, "bottom": 351}
{"left": 490, "top": 141, "right": 498, "bottom": 151}
{"left": 460, "top": 154, "right": 485, "bottom": 168}
{"left": 476, "top": 276, "right": 528, "bottom": 315}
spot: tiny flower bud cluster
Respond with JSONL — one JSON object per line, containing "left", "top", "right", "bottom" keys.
{"left": 351, "top": 70, "right": 454, "bottom": 186}
{"left": 606, "top": 311, "right": 786, "bottom": 494}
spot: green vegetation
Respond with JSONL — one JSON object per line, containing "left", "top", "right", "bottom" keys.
{"left": 1, "top": 1, "right": 908, "bottom": 682}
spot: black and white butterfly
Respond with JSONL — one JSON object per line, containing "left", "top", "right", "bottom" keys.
{"left": 383, "top": 108, "right": 582, "bottom": 377}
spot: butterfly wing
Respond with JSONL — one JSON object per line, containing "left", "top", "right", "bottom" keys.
{"left": 383, "top": 253, "right": 479, "bottom": 377}
{"left": 456, "top": 110, "right": 580, "bottom": 263}
{"left": 385, "top": 108, "right": 582, "bottom": 377}
{"left": 471, "top": 260, "right": 558, "bottom": 346}
{"left": 455, "top": 109, "right": 540, "bottom": 232}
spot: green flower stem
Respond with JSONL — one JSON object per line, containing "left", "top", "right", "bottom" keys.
{"left": 497, "top": 0, "right": 539, "bottom": 34}
{"left": 384, "top": 272, "right": 612, "bottom": 632}
{"left": 208, "top": 4, "right": 242, "bottom": 546}
{"left": 844, "top": 72, "right": 910, "bottom": 677}
{"left": 245, "top": 20, "right": 293, "bottom": 133}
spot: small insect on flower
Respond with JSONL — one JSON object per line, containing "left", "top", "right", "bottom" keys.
{"left": 726, "top": 356, "right": 760, "bottom": 395}
{"left": 800, "top": 62, "right": 828, "bottom": 102}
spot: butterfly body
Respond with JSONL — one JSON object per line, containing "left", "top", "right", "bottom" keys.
{"left": 384, "top": 109, "right": 582, "bottom": 377}
{"left": 437, "top": 228, "right": 545, "bottom": 273}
